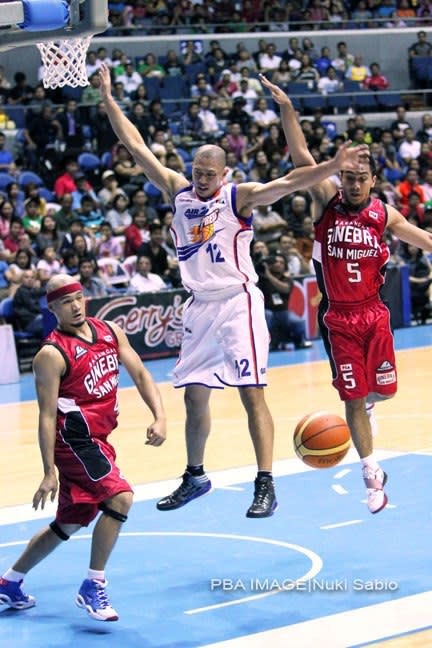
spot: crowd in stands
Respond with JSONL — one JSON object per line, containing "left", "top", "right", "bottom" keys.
{"left": 105, "top": 0, "right": 432, "bottom": 34}
{"left": 1, "top": 32, "right": 432, "bottom": 346}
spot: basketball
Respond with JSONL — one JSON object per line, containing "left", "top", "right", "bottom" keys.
{"left": 293, "top": 411, "right": 351, "bottom": 469}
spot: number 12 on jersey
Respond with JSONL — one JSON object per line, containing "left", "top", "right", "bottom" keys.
{"left": 206, "top": 242, "right": 225, "bottom": 263}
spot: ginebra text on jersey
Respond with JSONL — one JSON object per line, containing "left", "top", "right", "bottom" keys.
{"left": 326, "top": 223, "right": 380, "bottom": 259}
{"left": 84, "top": 352, "right": 119, "bottom": 398}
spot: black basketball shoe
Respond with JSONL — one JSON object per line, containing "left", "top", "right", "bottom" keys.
{"left": 157, "top": 471, "right": 212, "bottom": 511}
{"left": 246, "top": 476, "right": 278, "bottom": 518}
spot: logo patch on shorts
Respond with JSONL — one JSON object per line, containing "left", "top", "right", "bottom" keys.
{"left": 376, "top": 359, "right": 396, "bottom": 385}
{"left": 376, "top": 371, "right": 396, "bottom": 385}
{"left": 377, "top": 360, "right": 394, "bottom": 372}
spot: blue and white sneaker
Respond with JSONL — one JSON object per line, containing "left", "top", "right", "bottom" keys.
{"left": 76, "top": 579, "right": 119, "bottom": 622}
{"left": 157, "top": 471, "right": 212, "bottom": 511}
{"left": 0, "top": 577, "right": 36, "bottom": 610}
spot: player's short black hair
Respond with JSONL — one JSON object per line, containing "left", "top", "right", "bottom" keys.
{"left": 368, "top": 154, "right": 377, "bottom": 177}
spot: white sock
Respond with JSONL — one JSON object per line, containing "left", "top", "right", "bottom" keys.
{"left": 3, "top": 568, "right": 26, "bottom": 582}
{"left": 361, "top": 454, "right": 380, "bottom": 473}
{"left": 88, "top": 569, "right": 105, "bottom": 582}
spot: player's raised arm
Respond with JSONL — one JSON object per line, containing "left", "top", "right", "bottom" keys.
{"left": 237, "top": 141, "right": 369, "bottom": 215}
{"left": 259, "top": 74, "right": 316, "bottom": 168}
{"left": 99, "top": 64, "right": 187, "bottom": 201}
{"left": 259, "top": 74, "right": 337, "bottom": 207}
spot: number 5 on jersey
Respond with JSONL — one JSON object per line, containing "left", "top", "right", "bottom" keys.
{"left": 347, "top": 262, "right": 361, "bottom": 283}
{"left": 347, "top": 263, "right": 361, "bottom": 283}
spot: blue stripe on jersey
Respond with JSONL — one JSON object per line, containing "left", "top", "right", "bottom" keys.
{"left": 231, "top": 184, "right": 253, "bottom": 227}
{"left": 177, "top": 228, "right": 225, "bottom": 260}
{"left": 178, "top": 247, "right": 201, "bottom": 261}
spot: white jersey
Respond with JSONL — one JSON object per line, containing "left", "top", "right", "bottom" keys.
{"left": 171, "top": 182, "right": 258, "bottom": 295}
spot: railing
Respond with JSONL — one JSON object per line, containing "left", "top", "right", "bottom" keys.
{"left": 101, "top": 16, "right": 432, "bottom": 37}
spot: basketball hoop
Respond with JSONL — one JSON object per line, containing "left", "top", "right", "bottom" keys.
{"left": 37, "top": 36, "right": 92, "bottom": 88}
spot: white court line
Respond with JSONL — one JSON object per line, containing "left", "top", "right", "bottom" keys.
{"left": 201, "top": 591, "right": 432, "bottom": 648}
{"left": 217, "top": 486, "right": 245, "bottom": 491}
{"left": 320, "top": 519, "right": 363, "bottom": 530}
{"left": 334, "top": 468, "right": 351, "bottom": 479}
{"left": 331, "top": 484, "right": 348, "bottom": 495}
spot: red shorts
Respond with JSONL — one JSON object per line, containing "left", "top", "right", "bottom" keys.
{"left": 322, "top": 300, "right": 397, "bottom": 401}
{"left": 55, "top": 436, "right": 132, "bottom": 527}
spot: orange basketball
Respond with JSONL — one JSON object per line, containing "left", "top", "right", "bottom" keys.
{"left": 293, "top": 411, "right": 351, "bottom": 469}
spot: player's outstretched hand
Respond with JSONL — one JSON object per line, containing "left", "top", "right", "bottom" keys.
{"left": 334, "top": 141, "right": 370, "bottom": 172}
{"left": 145, "top": 417, "right": 167, "bottom": 447}
{"left": 98, "top": 63, "right": 112, "bottom": 99}
{"left": 32, "top": 473, "right": 58, "bottom": 510}
{"left": 259, "top": 74, "right": 292, "bottom": 107}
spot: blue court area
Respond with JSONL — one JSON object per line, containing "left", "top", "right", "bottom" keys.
{"left": 1, "top": 324, "right": 432, "bottom": 645}
{"left": 0, "top": 453, "right": 431, "bottom": 646}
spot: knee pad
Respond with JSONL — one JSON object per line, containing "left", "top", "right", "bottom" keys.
{"left": 49, "top": 520, "right": 70, "bottom": 541}
{"left": 98, "top": 502, "right": 128, "bottom": 523}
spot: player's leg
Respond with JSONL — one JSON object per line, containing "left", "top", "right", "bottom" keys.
{"left": 158, "top": 298, "right": 222, "bottom": 512}
{"left": 324, "top": 308, "right": 388, "bottom": 514}
{"left": 219, "top": 285, "right": 277, "bottom": 518}
{"left": 89, "top": 491, "right": 133, "bottom": 570}
{"left": 238, "top": 386, "right": 278, "bottom": 518}
{"left": 0, "top": 522, "right": 80, "bottom": 610}
{"left": 344, "top": 397, "right": 388, "bottom": 514}
{"left": 157, "top": 385, "right": 213, "bottom": 511}
{"left": 365, "top": 401, "right": 378, "bottom": 438}
{"left": 238, "top": 386, "right": 273, "bottom": 471}
{"left": 345, "top": 397, "right": 372, "bottom": 457}
{"left": 76, "top": 490, "right": 133, "bottom": 622}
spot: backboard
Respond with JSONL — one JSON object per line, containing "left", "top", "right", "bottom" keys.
{"left": 0, "top": 0, "right": 108, "bottom": 52}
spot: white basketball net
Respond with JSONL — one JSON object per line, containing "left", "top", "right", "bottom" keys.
{"left": 36, "top": 36, "right": 92, "bottom": 89}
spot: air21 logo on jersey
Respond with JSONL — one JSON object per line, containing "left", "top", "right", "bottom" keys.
{"left": 177, "top": 208, "right": 225, "bottom": 262}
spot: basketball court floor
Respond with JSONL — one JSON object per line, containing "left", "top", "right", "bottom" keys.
{"left": 1, "top": 325, "right": 432, "bottom": 647}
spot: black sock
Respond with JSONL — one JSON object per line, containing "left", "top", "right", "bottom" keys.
{"left": 187, "top": 464, "right": 205, "bottom": 477}
{"left": 257, "top": 470, "right": 272, "bottom": 480}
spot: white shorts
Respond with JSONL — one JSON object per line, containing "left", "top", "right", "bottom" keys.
{"left": 173, "top": 284, "right": 270, "bottom": 389}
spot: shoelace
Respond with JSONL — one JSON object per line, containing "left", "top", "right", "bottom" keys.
{"left": 173, "top": 478, "right": 196, "bottom": 498}
{"left": 254, "top": 482, "right": 271, "bottom": 505}
{"left": 93, "top": 583, "right": 110, "bottom": 609}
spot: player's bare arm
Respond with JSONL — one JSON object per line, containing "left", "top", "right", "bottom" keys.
{"left": 236, "top": 141, "right": 369, "bottom": 215}
{"left": 98, "top": 64, "right": 188, "bottom": 201}
{"left": 259, "top": 73, "right": 344, "bottom": 208}
{"left": 32, "top": 345, "right": 65, "bottom": 510}
{"left": 108, "top": 322, "right": 167, "bottom": 447}
{"left": 387, "top": 204, "right": 432, "bottom": 251}
{"left": 259, "top": 74, "right": 316, "bottom": 166}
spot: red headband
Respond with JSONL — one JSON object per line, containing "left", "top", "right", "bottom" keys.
{"left": 47, "top": 282, "right": 83, "bottom": 305}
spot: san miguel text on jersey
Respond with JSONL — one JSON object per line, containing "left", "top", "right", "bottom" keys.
{"left": 313, "top": 193, "right": 390, "bottom": 305}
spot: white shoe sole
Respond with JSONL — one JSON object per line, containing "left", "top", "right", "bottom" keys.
{"left": 0, "top": 593, "right": 36, "bottom": 609}
{"left": 75, "top": 594, "right": 119, "bottom": 621}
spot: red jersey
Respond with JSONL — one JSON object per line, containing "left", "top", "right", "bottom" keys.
{"left": 313, "top": 193, "right": 390, "bottom": 306}
{"left": 44, "top": 318, "right": 120, "bottom": 440}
